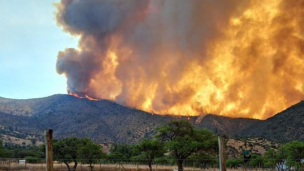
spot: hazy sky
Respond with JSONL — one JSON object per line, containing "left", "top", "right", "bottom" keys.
{"left": 0, "top": 0, "right": 78, "bottom": 99}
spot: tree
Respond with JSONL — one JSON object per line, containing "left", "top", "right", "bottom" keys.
{"left": 156, "top": 120, "right": 216, "bottom": 171}
{"left": 54, "top": 137, "right": 106, "bottom": 171}
{"left": 107, "top": 144, "right": 137, "bottom": 162}
{"left": 30, "top": 138, "right": 37, "bottom": 145}
{"left": 134, "top": 139, "right": 165, "bottom": 171}
{"left": 54, "top": 138, "right": 82, "bottom": 171}
{"left": 264, "top": 149, "right": 277, "bottom": 169}
{"left": 188, "top": 154, "right": 218, "bottom": 169}
{"left": 248, "top": 154, "right": 264, "bottom": 168}
{"left": 0, "top": 139, "right": 3, "bottom": 151}
{"left": 0, "top": 139, "right": 5, "bottom": 157}
{"left": 284, "top": 141, "right": 304, "bottom": 171}
{"left": 264, "top": 144, "right": 293, "bottom": 171}
{"left": 0, "top": 139, "right": 10, "bottom": 158}
{"left": 189, "top": 134, "right": 218, "bottom": 168}
{"left": 78, "top": 138, "right": 106, "bottom": 171}
{"left": 264, "top": 148, "right": 288, "bottom": 171}
{"left": 226, "top": 158, "right": 243, "bottom": 168}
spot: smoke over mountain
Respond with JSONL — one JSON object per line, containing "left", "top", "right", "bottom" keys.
{"left": 55, "top": 0, "right": 304, "bottom": 119}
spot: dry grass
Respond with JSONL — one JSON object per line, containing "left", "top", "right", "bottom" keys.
{"left": 0, "top": 163, "right": 271, "bottom": 171}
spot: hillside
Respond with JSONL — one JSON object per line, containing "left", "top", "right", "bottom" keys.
{"left": 226, "top": 137, "right": 280, "bottom": 158}
{"left": 0, "top": 94, "right": 261, "bottom": 144}
{"left": 195, "top": 115, "right": 260, "bottom": 136}
{"left": 239, "top": 101, "right": 304, "bottom": 142}
{"left": 2, "top": 95, "right": 304, "bottom": 143}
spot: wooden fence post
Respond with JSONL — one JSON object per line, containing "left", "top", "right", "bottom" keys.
{"left": 218, "top": 135, "right": 226, "bottom": 171}
{"left": 45, "top": 129, "right": 53, "bottom": 171}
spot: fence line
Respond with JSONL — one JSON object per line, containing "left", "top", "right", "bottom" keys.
{"left": 0, "top": 158, "right": 303, "bottom": 171}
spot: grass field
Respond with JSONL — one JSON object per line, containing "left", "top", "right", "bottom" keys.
{"left": 0, "top": 162, "right": 269, "bottom": 171}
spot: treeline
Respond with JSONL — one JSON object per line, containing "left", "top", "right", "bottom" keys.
{"left": 1, "top": 120, "right": 304, "bottom": 171}
{"left": 0, "top": 120, "right": 218, "bottom": 171}
{"left": 227, "top": 141, "right": 304, "bottom": 171}
{"left": 52, "top": 120, "right": 218, "bottom": 171}
{"left": 0, "top": 141, "right": 44, "bottom": 159}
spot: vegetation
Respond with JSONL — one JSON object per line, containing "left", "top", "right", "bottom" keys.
{"left": 227, "top": 141, "right": 304, "bottom": 171}
{"left": 53, "top": 138, "right": 105, "bottom": 171}
{"left": 0, "top": 138, "right": 44, "bottom": 158}
{"left": 1, "top": 120, "right": 304, "bottom": 171}
{"left": 133, "top": 139, "right": 165, "bottom": 171}
{"left": 156, "top": 120, "right": 217, "bottom": 171}
{"left": 0, "top": 139, "right": 8, "bottom": 157}
{"left": 284, "top": 141, "right": 304, "bottom": 170}
{"left": 78, "top": 138, "right": 106, "bottom": 171}
{"left": 107, "top": 144, "right": 137, "bottom": 161}
{"left": 53, "top": 138, "right": 80, "bottom": 171}
{"left": 226, "top": 158, "right": 242, "bottom": 168}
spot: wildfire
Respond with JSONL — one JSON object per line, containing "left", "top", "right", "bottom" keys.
{"left": 56, "top": 0, "right": 304, "bottom": 120}
{"left": 68, "top": 92, "right": 99, "bottom": 101}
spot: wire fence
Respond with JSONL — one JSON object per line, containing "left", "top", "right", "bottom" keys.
{"left": 1, "top": 158, "right": 303, "bottom": 171}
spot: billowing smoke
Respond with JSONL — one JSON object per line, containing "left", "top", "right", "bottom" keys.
{"left": 55, "top": 0, "right": 304, "bottom": 119}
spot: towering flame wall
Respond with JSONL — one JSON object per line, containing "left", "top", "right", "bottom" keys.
{"left": 55, "top": 0, "right": 304, "bottom": 119}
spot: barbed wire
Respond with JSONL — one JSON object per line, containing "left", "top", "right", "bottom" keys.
{"left": 1, "top": 158, "right": 304, "bottom": 161}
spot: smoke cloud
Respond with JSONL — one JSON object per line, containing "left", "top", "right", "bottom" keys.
{"left": 55, "top": 0, "right": 304, "bottom": 119}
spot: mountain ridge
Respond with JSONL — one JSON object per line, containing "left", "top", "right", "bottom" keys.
{"left": 0, "top": 94, "right": 302, "bottom": 143}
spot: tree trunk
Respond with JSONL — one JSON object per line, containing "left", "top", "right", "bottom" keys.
{"left": 64, "top": 162, "right": 71, "bottom": 171}
{"left": 72, "top": 160, "right": 78, "bottom": 171}
{"left": 177, "top": 160, "right": 184, "bottom": 171}
{"left": 148, "top": 161, "right": 152, "bottom": 171}
{"left": 90, "top": 163, "right": 94, "bottom": 171}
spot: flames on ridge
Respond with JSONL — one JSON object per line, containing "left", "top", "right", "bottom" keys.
{"left": 56, "top": 0, "right": 304, "bottom": 120}
{"left": 68, "top": 92, "right": 99, "bottom": 101}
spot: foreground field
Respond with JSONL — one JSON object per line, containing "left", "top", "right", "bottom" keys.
{"left": 0, "top": 162, "right": 271, "bottom": 171}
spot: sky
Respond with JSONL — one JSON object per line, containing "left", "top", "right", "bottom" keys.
{"left": 0, "top": 0, "right": 78, "bottom": 99}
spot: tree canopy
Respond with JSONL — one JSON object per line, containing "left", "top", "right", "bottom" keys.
{"left": 54, "top": 137, "right": 105, "bottom": 171}
{"left": 156, "top": 120, "right": 217, "bottom": 171}
{"left": 78, "top": 138, "right": 106, "bottom": 170}
{"left": 134, "top": 139, "right": 165, "bottom": 171}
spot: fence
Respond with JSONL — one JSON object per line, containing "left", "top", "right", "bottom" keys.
{"left": 0, "top": 158, "right": 297, "bottom": 171}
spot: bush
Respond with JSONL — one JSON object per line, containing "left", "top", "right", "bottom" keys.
{"left": 226, "top": 158, "right": 243, "bottom": 168}
{"left": 249, "top": 154, "right": 264, "bottom": 168}
{"left": 25, "top": 156, "right": 40, "bottom": 163}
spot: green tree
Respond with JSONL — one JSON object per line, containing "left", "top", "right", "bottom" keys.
{"left": 107, "top": 144, "right": 137, "bottom": 161}
{"left": 0, "top": 139, "right": 6, "bottom": 157}
{"left": 226, "top": 158, "right": 243, "bottom": 168}
{"left": 188, "top": 134, "right": 218, "bottom": 168}
{"left": 156, "top": 120, "right": 216, "bottom": 171}
{"left": 0, "top": 139, "right": 3, "bottom": 151}
{"left": 78, "top": 138, "right": 106, "bottom": 171}
{"left": 133, "top": 139, "right": 165, "bottom": 171}
{"left": 264, "top": 149, "right": 277, "bottom": 168}
{"left": 264, "top": 145, "right": 290, "bottom": 171}
{"left": 284, "top": 141, "right": 304, "bottom": 171}
{"left": 188, "top": 154, "right": 218, "bottom": 168}
{"left": 248, "top": 154, "right": 264, "bottom": 168}
{"left": 107, "top": 151, "right": 125, "bottom": 161}
{"left": 54, "top": 138, "right": 82, "bottom": 171}
{"left": 0, "top": 139, "right": 11, "bottom": 157}
{"left": 30, "top": 138, "right": 37, "bottom": 145}
{"left": 25, "top": 156, "right": 40, "bottom": 163}
{"left": 54, "top": 137, "right": 106, "bottom": 171}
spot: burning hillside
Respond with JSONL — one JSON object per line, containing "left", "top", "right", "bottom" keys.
{"left": 68, "top": 92, "right": 99, "bottom": 101}
{"left": 56, "top": 0, "right": 304, "bottom": 119}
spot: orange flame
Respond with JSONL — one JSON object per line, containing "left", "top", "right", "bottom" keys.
{"left": 56, "top": 0, "right": 304, "bottom": 120}
{"left": 68, "top": 92, "right": 99, "bottom": 101}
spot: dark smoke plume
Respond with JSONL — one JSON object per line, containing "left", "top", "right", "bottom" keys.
{"left": 55, "top": 0, "right": 304, "bottom": 119}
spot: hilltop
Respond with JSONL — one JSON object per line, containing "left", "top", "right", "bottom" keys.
{"left": 0, "top": 94, "right": 303, "bottom": 144}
